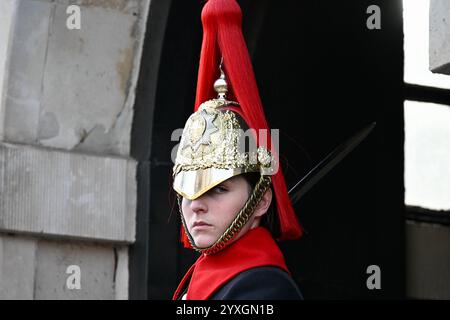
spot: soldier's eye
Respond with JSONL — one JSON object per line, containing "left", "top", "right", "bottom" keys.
{"left": 213, "top": 186, "right": 228, "bottom": 194}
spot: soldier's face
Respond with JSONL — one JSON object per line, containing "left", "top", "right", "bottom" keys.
{"left": 181, "top": 175, "right": 254, "bottom": 249}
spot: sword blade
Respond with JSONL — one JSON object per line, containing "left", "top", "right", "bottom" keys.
{"left": 288, "top": 122, "right": 376, "bottom": 204}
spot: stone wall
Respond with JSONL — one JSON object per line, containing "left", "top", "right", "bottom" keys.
{"left": 0, "top": 0, "right": 150, "bottom": 299}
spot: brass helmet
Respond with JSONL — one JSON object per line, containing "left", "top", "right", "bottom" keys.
{"left": 173, "top": 69, "right": 275, "bottom": 255}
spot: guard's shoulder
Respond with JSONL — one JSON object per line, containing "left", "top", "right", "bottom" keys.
{"left": 211, "top": 266, "right": 303, "bottom": 300}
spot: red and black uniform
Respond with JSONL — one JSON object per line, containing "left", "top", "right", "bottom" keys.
{"left": 173, "top": 227, "right": 303, "bottom": 300}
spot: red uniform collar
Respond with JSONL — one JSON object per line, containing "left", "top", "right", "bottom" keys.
{"left": 173, "top": 227, "right": 289, "bottom": 300}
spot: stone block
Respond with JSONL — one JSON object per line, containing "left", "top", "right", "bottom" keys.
{"left": 3, "top": 0, "right": 53, "bottom": 143}
{"left": 114, "top": 246, "right": 129, "bottom": 300}
{"left": 0, "top": 0, "right": 19, "bottom": 140}
{"left": 0, "top": 234, "right": 37, "bottom": 300}
{"left": 34, "top": 240, "right": 116, "bottom": 300}
{"left": 0, "top": 142, "right": 136, "bottom": 243}
{"left": 430, "top": 0, "right": 450, "bottom": 74}
{"left": 2, "top": 0, "right": 150, "bottom": 156}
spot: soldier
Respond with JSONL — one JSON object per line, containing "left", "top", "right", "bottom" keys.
{"left": 172, "top": 0, "right": 303, "bottom": 300}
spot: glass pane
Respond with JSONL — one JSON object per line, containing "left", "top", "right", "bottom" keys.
{"left": 403, "top": 0, "right": 450, "bottom": 89}
{"left": 404, "top": 100, "right": 450, "bottom": 210}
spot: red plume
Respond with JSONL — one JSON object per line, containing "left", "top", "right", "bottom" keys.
{"left": 181, "top": 0, "right": 303, "bottom": 247}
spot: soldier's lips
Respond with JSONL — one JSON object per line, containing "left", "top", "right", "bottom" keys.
{"left": 192, "top": 221, "right": 212, "bottom": 230}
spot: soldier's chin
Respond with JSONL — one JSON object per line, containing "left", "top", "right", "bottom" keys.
{"left": 193, "top": 235, "right": 217, "bottom": 249}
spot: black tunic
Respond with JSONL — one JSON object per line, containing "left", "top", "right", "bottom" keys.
{"left": 210, "top": 266, "right": 303, "bottom": 300}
